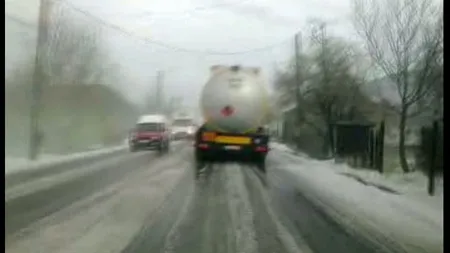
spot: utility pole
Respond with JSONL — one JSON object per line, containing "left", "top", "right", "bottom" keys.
{"left": 29, "top": 0, "right": 52, "bottom": 160}
{"left": 294, "top": 32, "right": 302, "bottom": 107}
{"left": 294, "top": 32, "right": 302, "bottom": 148}
{"left": 155, "top": 70, "right": 164, "bottom": 113}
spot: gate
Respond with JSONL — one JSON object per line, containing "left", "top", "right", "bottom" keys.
{"left": 332, "top": 120, "right": 385, "bottom": 171}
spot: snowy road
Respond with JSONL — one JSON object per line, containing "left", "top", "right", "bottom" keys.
{"left": 5, "top": 141, "right": 442, "bottom": 253}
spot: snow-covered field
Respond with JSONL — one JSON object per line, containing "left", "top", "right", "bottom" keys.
{"left": 270, "top": 142, "right": 443, "bottom": 253}
{"left": 5, "top": 145, "right": 128, "bottom": 175}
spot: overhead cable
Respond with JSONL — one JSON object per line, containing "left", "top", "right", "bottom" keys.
{"left": 59, "top": 0, "right": 296, "bottom": 55}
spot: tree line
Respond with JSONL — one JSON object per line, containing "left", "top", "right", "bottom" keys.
{"left": 274, "top": 0, "right": 443, "bottom": 173}
{"left": 6, "top": 8, "right": 142, "bottom": 156}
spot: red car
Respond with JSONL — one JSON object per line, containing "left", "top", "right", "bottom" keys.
{"left": 129, "top": 114, "right": 170, "bottom": 153}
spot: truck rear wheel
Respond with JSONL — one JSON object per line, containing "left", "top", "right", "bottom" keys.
{"left": 255, "top": 155, "right": 266, "bottom": 173}
{"left": 194, "top": 151, "right": 206, "bottom": 178}
{"left": 195, "top": 151, "right": 205, "bottom": 164}
{"left": 256, "top": 161, "right": 266, "bottom": 173}
{"left": 196, "top": 150, "right": 212, "bottom": 165}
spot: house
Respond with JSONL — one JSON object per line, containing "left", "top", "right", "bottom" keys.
{"left": 363, "top": 76, "right": 438, "bottom": 147}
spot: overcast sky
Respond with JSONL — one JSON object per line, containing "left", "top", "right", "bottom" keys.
{"left": 5, "top": 0, "right": 355, "bottom": 112}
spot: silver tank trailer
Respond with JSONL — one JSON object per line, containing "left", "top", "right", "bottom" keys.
{"left": 200, "top": 65, "right": 271, "bottom": 133}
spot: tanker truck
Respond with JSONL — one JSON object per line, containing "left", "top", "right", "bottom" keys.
{"left": 194, "top": 65, "right": 271, "bottom": 173}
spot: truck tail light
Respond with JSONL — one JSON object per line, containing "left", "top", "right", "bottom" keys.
{"left": 202, "top": 132, "right": 216, "bottom": 142}
{"left": 198, "top": 143, "right": 209, "bottom": 149}
{"left": 255, "top": 146, "right": 268, "bottom": 152}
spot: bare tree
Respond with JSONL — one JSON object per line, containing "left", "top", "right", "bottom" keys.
{"left": 306, "top": 24, "right": 371, "bottom": 155}
{"left": 274, "top": 22, "right": 372, "bottom": 157}
{"left": 38, "top": 9, "right": 114, "bottom": 149}
{"left": 6, "top": 5, "right": 129, "bottom": 154}
{"left": 352, "top": 0, "right": 443, "bottom": 172}
{"left": 43, "top": 9, "right": 105, "bottom": 87}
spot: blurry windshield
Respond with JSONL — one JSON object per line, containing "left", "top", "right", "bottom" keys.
{"left": 5, "top": 0, "right": 443, "bottom": 253}
{"left": 172, "top": 119, "right": 193, "bottom": 127}
{"left": 136, "top": 123, "right": 163, "bottom": 132}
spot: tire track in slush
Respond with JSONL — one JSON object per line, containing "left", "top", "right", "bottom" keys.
{"left": 119, "top": 164, "right": 194, "bottom": 253}
{"left": 242, "top": 166, "right": 309, "bottom": 253}
{"left": 162, "top": 163, "right": 258, "bottom": 253}
{"left": 161, "top": 172, "right": 196, "bottom": 253}
{"left": 224, "top": 164, "right": 258, "bottom": 253}
{"left": 198, "top": 164, "right": 236, "bottom": 253}
{"left": 8, "top": 152, "right": 167, "bottom": 243}
{"left": 268, "top": 165, "right": 390, "bottom": 253}
{"left": 157, "top": 164, "right": 224, "bottom": 253}
{"left": 6, "top": 147, "right": 191, "bottom": 253}
{"left": 61, "top": 167, "right": 189, "bottom": 253}
{"left": 5, "top": 152, "right": 152, "bottom": 237}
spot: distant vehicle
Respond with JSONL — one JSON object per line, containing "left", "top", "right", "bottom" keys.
{"left": 194, "top": 65, "right": 272, "bottom": 173}
{"left": 171, "top": 117, "right": 197, "bottom": 140}
{"left": 128, "top": 114, "right": 170, "bottom": 153}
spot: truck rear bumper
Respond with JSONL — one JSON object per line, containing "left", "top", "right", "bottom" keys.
{"left": 195, "top": 144, "right": 268, "bottom": 162}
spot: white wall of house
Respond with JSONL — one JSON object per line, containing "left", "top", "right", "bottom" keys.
{"left": 385, "top": 126, "right": 421, "bottom": 147}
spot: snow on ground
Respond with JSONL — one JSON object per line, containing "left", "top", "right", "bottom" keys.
{"left": 5, "top": 140, "right": 186, "bottom": 175}
{"left": 270, "top": 142, "right": 295, "bottom": 153}
{"left": 6, "top": 154, "right": 190, "bottom": 253}
{"left": 271, "top": 142, "right": 443, "bottom": 204}
{"left": 330, "top": 161, "right": 443, "bottom": 207}
{"left": 5, "top": 145, "right": 128, "bottom": 175}
{"left": 269, "top": 142, "right": 309, "bottom": 158}
{"left": 270, "top": 144, "right": 443, "bottom": 253}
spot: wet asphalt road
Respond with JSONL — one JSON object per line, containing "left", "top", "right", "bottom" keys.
{"left": 5, "top": 141, "right": 405, "bottom": 253}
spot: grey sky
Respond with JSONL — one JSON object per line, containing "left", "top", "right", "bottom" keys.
{"left": 5, "top": 0, "right": 354, "bottom": 111}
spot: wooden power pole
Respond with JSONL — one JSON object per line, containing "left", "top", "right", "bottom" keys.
{"left": 294, "top": 32, "right": 302, "bottom": 148}
{"left": 294, "top": 32, "right": 302, "bottom": 108}
{"left": 29, "top": 0, "right": 52, "bottom": 160}
{"left": 155, "top": 70, "right": 164, "bottom": 113}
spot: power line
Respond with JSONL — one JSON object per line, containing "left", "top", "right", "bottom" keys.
{"left": 6, "top": 0, "right": 296, "bottom": 55}
{"left": 57, "top": 0, "right": 296, "bottom": 55}
{"left": 121, "top": 0, "right": 253, "bottom": 18}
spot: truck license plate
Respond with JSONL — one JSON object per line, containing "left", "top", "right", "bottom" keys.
{"left": 224, "top": 145, "right": 241, "bottom": 150}
{"left": 139, "top": 140, "right": 150, "bottom": 143}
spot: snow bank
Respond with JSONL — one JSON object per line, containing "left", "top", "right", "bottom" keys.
{"left": 270, "top": 142, "right": 295, "bottom": 153}
{"left": 274, "top": 152, "right": 443, "bottom": 253}
{"left": 272, "top": 143, "right": 443, "bottom": 205}
{"left": 331, "top": 163, "right": 443, "bottom": 206}
{"left": 5, "top": 145, "right": 127, "bottom": 175}
{"left": 270, "top": 142, "right": 309, "bottom": 158}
